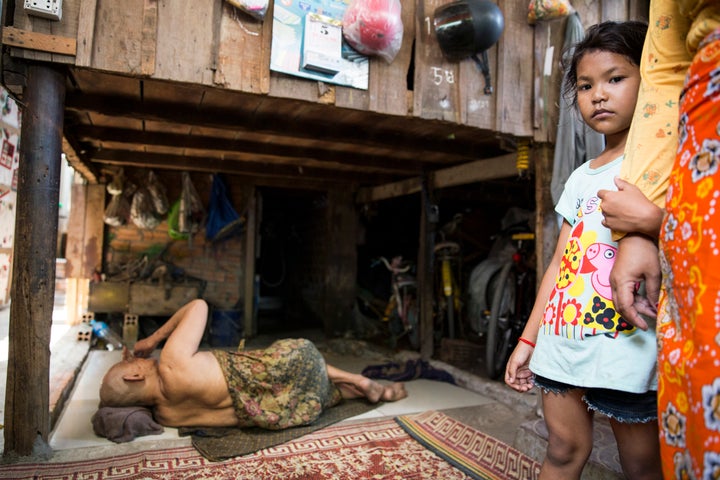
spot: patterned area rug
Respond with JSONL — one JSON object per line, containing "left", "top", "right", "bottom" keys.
{"left": 1, "top": 412, "right": 540, "bottom": 479}
{"left": 396, "top": 410, "right": 541, "bottom": 480}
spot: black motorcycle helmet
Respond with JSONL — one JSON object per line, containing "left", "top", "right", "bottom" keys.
{"left": 433, "top": 0, "right": 504, "bottom": 61}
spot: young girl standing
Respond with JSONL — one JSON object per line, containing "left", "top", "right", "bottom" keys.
{"left": 504, "top": 21, "right": 661, "bottom": 479}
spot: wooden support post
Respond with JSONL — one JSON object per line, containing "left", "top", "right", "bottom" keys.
{"left": 418, "top": 176, "right": 436, "bottom": 360}
{"left": 243, "top": 186, "right": 257, "bottom": 338}
{"left": 323, "top": 189, "right": 358, "bottom": 336}
{"left": 4, "top": 62, "right": 66, "bottom": 458}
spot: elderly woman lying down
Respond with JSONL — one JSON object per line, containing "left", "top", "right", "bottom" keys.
{"left": 99, "top": 299, "right": 407, "bottom": 430}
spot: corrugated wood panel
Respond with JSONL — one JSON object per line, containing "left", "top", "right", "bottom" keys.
{"left": 88, "top": 0, "right": 146, "bottom": 73}
{"left": 412, "top": 0, "right": 461, "bottom": 122}
{"left": 600, "top": 0, "right": 627, "bottom": 21}
{"left": 494, "top": 0, "right": 534, "bottom": 137}
{"left": 65, "top": 183, "right": 104, "bottom": 278}
{"left": 366, "top": 0, "right": 415, "bottom": 116}
{"left": 155, "top": 0, "right": 220, "bottom": 84}
{"left": 532, "top": 19, "right": 565, "bottom": 143}
{"left": 10, "top": 0, "right": 79, "bottom": 64}
{"left": 64, "top": 183, "right": 86, "bottom": 279}
{"left": 269, "top": 71, "right": 324, "bottom": 102}
{"left": 458, "top": 46, "right": 498, "bottom": 130}
{"left": 83, "top": 184, "right": 106, "bottom": 277}
{"left": 76, "top": 0, "right": 98, "bottom": 67}
{"left": 214, "top": 2, "right": 271, "bottom": 93}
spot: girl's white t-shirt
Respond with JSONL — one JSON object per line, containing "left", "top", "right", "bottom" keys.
{"left": 529, "top": 155, "right": 658, "bottom": 393}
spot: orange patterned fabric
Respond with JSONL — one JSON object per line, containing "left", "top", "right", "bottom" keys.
{"left": 658, "top": 28, "right": 720, "bottom": 479}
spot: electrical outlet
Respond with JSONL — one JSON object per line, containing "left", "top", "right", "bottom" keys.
{"left": 23, "top": 0, "right": 62, "bottom": 21}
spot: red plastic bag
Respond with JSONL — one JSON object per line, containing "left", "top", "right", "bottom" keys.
{"left": 342, "top": 0, "right": 404, "bottom": 64}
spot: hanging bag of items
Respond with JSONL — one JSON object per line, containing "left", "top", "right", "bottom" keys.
{"left": 342, "top": 0, "right": 404, "bottom": 64}
{"left": 130, "top": 187, "right": 160, "bottom": 230}
{"left": 130, "top": 170, "right": 169, "bottom": 230}
{"left": 103, "top": 171, "right": 131, "bottom": 227}
{"left": 169, "top": 172, "right": 206, "bottom": 241}
{"left": 146, "top": 170, "right": 169, "bottom": 217}
{"left": 526, "top": 0, "right": 574, "bottom": 25}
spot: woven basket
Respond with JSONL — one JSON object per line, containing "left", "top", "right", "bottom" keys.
{"left": 438, "top": 338, "right": 483, "bottom": 371}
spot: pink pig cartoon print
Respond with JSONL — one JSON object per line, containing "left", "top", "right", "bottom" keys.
{"left": 580, "top": 242, "right": 616, "bottom": 301}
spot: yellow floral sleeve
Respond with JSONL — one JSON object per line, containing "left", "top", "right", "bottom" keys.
{"left": 619, "top": 0, "right": 691, "bottom": 222}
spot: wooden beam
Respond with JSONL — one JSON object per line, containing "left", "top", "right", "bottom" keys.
{"left": 62, "top": 136, "right": 98, "bottom": 184}
{"left": 2, "top": 27, "right": 77, "bottom": 56}
{"left": 356, "top": 153, "right": 519, "bottom": 203}
{"left": 72, "top": 126, "right": 424, "bottom": 174}
{"left": 90, "top": 149, "right": 397, "bottom": 184}
{"left": 63, "top": 93, "right": 499, "bottom": 159}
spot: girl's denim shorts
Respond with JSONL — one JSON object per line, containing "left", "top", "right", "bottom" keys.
{"left": 533, "top": 375, "right": 657, "bottom": 423}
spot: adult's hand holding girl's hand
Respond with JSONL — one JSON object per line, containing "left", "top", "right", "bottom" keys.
{"left": 609, "top": 234, "right": 660, "bottom": 331}
{"left": 598, "top": 177, "right": 664, "bottom": 238}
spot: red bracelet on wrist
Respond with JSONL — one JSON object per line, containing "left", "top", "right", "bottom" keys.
{"left": 519, "top": 337, "right": 536, "bottom": 348}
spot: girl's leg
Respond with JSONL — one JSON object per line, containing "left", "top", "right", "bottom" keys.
{"left": 540, "top": 389, "right": 594, "bottom": 480}
{"left": 610, "top": 419, "right": 661, "bottom": 480}
{"left": 325, "top": 364, "right": 407, "bottom": 402}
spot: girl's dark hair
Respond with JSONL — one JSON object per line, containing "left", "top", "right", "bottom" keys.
{"left": 563, "top": 20, "right": 648, "bottom": 104}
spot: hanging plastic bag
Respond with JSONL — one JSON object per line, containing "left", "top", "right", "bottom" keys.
{"left": 168, "top": 199, "right": 188, "bottom": 240}
{"left": 104, "top": 193, "right": 130, "bottom": 227}
{"left": 225, "top": 0, "right": 268, "bottom": 21}
{"left": 527, "top": 0, "right": 574, "bottom": 25}
{"left": 130, "top": 187, "right": 161, "bottom": 230}
{"left": 146, "top": 170, "right": 169, "bottom": 216}
{"left": 104, "top": 172, "right": 131, "bottom": 226}
{"left": 342, "top": 0, "right": 404, "bottom": 64}
{"left": 178, "top": 172, "right": 205, "bottom": 236}
{"left": 206, "top": 174, "right": 244, "bottom": 242}
{"left": 106, "top": 172, "right": 125, "bottom": 196}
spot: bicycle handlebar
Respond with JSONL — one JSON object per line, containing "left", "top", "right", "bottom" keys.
{"left": 375, "top": 256, "right": 412, "bottom": 274}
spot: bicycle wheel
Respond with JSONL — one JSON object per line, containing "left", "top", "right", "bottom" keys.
{"left": 406, "top": 300, "right": 420, "bottom": 350}
{"left": 485, "top": 262, "right": 516, "bottom": 379}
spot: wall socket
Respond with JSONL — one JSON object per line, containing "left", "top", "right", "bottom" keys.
{"left": 23, "top": 0, "right": 62, "bottom": 21}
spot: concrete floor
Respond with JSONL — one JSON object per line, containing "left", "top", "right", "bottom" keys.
{"left": 0, "top": 296, "right": 623, "bottom": 478}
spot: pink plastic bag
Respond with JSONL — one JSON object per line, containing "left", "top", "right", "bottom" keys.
{"left": 342, "top": 0, "right": 404, "bottom": 64}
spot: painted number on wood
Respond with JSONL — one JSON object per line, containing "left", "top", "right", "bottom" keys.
{"left": 431, "top": 67, "right": 455, "bottom": 86}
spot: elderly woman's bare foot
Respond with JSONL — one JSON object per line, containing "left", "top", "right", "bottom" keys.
{"left": 381, "top": 382, "right": 407, "bottom": 401}
{"left": 326, "top": 364, "right": 407, "bottom": 403}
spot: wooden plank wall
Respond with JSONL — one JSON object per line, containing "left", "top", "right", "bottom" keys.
{"left": 9, "top": 0, "right": 648, "bottom": 141}
{"left": 8, "top": 0, "right": 531, "bottom": 136}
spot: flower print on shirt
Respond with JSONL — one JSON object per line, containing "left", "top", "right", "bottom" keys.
{"left": 542, "top": 194, "right": 634, "bottom": 339}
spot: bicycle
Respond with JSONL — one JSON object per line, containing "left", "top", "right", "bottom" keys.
{"left": 484, "top": 231, "right": 536, "bottom": 379}
{"left": 433, "top": 241, "right": 462, "bottom": 339}
{"left": 355, "top": 255, "right": 420, "bottom": 349}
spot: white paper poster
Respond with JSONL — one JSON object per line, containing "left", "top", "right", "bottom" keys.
{"left": 270, "top": 0, "right": 369, "bottom": 89}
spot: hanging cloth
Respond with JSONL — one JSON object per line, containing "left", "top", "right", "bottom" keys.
{"left": 550, "top": 12, "right": 605, "bottom": 205}
{"left": 206, "top": 174, "right": 244, "bottom": 242}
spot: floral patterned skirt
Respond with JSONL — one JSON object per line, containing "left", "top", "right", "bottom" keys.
{"left": 659, "top": 28, "right": 720, "bottom": 480}
{"left": 213, "top": 338, "right": 342, "bottom": 430}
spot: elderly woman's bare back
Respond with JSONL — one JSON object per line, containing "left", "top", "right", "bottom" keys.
{"left": 152, "top": 350, "right": 240, "bottom": 427}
